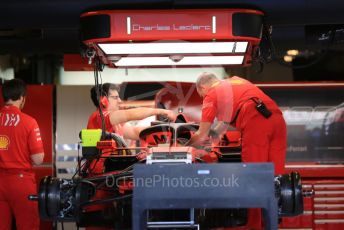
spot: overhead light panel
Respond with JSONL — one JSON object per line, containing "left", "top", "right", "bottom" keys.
{"left": 113, "top": 56, "right": 245, "bottom": 67}
{"left": 98, "top": 42, "right": 248, "bottom": 55}
{"left": 80, "top": 9, "right": 264, "bottom": 67}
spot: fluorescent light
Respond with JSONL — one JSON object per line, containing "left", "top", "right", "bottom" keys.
{"left": 98, "top": 42, "right": 248, "bottom": 55}
{"left": 113, "top": 56, "right": 244, "bottom": 67}
{"left": 235, "top": 42, "right": 248, "bottom": 53}
{"left": 212, "top": 16, "right": 216, "bottom": 34}
{"left": 127, "top": 17, "right": 131, "bottom": 35}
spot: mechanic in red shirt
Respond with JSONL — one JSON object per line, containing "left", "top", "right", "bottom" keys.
{"left": 85, "top": 83, "right": 175, "bottom": 230}
{"left": 87, "top": 83, "right": 175, "bottom": 174}
{"left": 187, "top": 72, "right": 286, "bottom": 229}
{"left": 0, "top": 79, "right": 44, "bottom": 230}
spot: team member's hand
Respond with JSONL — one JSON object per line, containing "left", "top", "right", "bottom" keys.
{"left": 209, "top": 129, "right": 221, "bottom": 146}
{"left": 161, "top": 109, "right": 176, "bottom": 122}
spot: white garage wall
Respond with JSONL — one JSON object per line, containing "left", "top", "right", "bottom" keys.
{"left": 56, "top": 85, "right": 94, "bottom": 179}
{"left": 58, "top": 66, "right": 227, "bottom": 85}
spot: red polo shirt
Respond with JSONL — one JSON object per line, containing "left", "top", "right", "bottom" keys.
{"left": 0, "top": 105, "right": 44, "bottom": 170}
{"left": 201, "top": 76, "right": 279, "bottom": 127}
{"left": 87, "top": 110, "right": 124, "bottom": 136}
{"left": 87, "top": 110, "right": 112, "bottom": 131}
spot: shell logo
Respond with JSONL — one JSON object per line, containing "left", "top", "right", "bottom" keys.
{"left": 0, "top": 135, "right": 10, "bottom": 150}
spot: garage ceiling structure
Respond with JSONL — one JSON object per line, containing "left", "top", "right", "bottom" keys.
{"left": 1, "top": 0, "right": 344, "bottom": 81}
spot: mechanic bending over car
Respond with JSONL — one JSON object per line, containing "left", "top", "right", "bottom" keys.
{"left": 186, "top": 72, "right": 287, "bottom": 229}
{"left": 0, "top": 79, "right": 45, "bottom": 230}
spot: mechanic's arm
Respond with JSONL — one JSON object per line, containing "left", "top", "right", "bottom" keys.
{"left": 29, "top": 122, "right": 45, "bottom": 165}
{"left": 110, "top": 108, "right": 175, "bottom": 125}
{"left": 186, "top": 121, "right": 212, "bottom": 147}
{"left": 123, "top": 124, "right": 147, "bottom": 140}
{"left": 212, "top": 121, "right": 229, "bottom": 137}
{"left": 31, "top": 153, "right": 44, "bottom": 165}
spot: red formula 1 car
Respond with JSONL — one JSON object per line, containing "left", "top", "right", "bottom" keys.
{"left": 32, "top": 108, "right": 304, "bottom": 229}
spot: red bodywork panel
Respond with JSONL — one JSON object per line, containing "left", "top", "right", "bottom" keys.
{"left": 141, "top": 130, "right": 174, "bottom": 146}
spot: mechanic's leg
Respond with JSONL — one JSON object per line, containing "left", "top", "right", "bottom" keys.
{"left": 0, "top": 174, "right": 13, "bottom": 230}
{"left": 9, "top": 173, "right": 39, "bottom": 230}
{"left": 241, "top": 113, "right": 271, "bottom": 163}
{"left": 268, "top": 113, "right": 287, "bottom": 175}
{"left": 0, "top": 201, "right": 12, "bottom": 230}
{"left": 241, "top": 114, "right": 274, "bottom": 230}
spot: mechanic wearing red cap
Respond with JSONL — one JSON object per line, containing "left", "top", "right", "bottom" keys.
{"left": 187, "top": 72, "right": 286, "bottom": 229}
{"left": 0, "top": 79, "right": 44, "bottom": 230}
